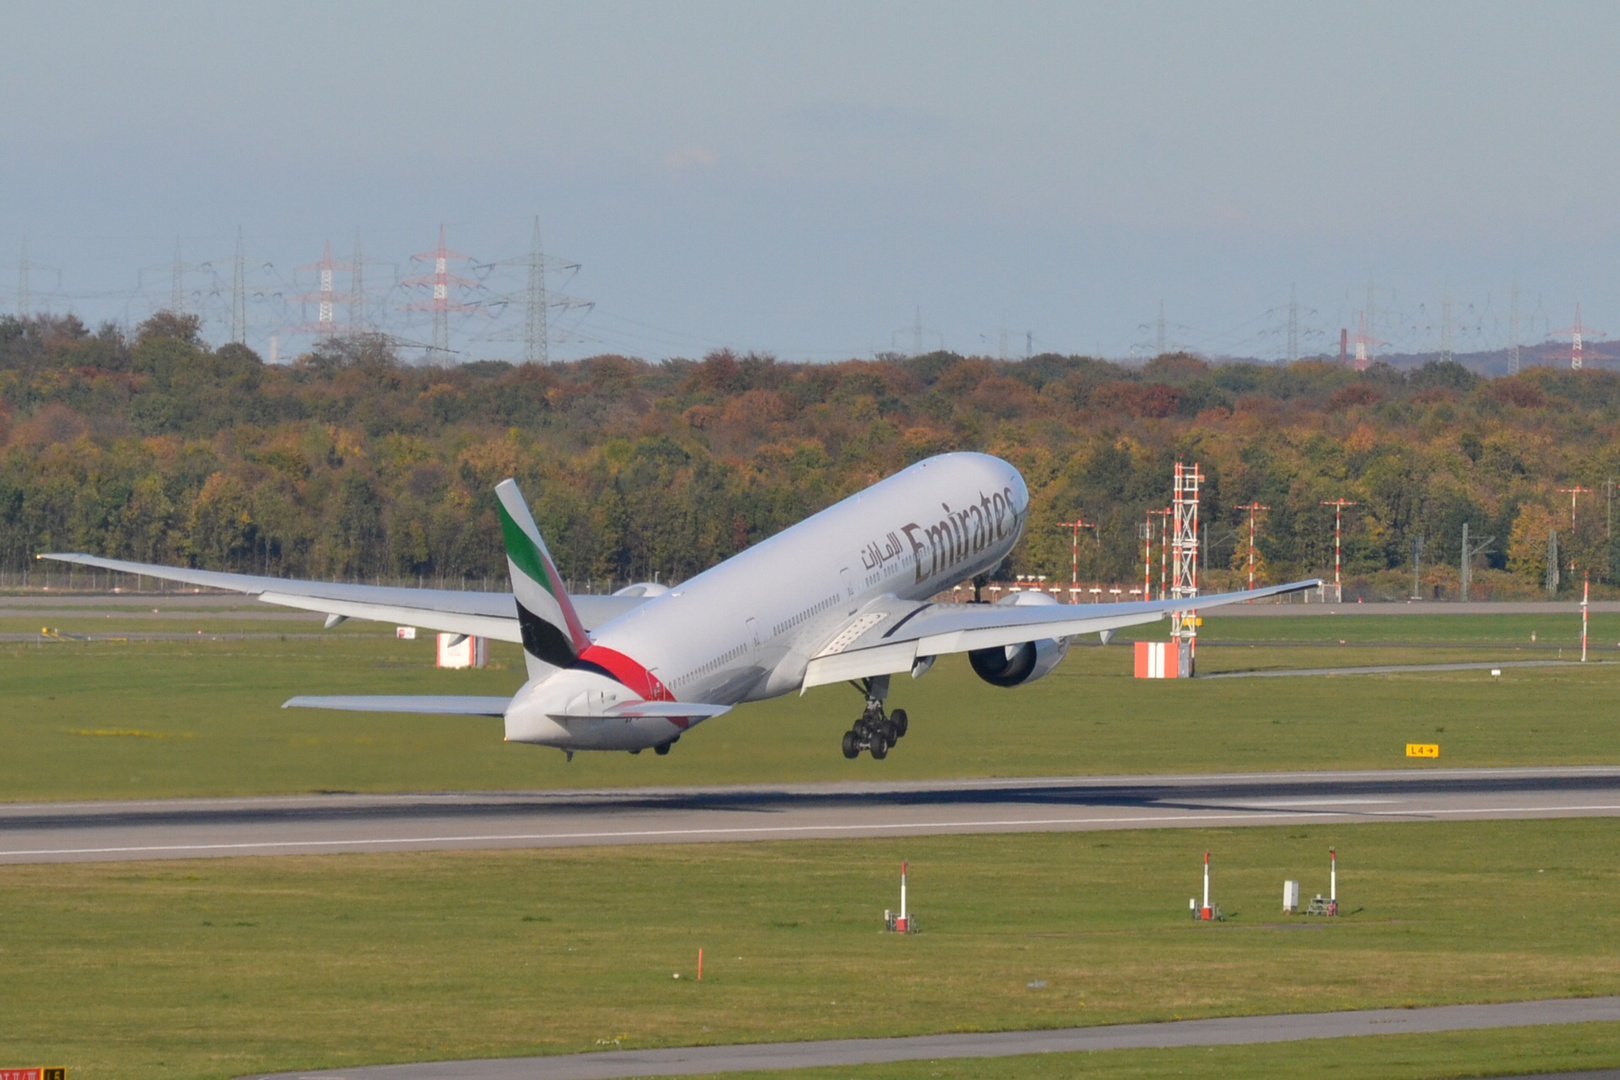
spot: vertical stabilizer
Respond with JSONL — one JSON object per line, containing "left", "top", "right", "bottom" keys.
{"left": 495, "top": 479, "right": 591, "bottom": 672}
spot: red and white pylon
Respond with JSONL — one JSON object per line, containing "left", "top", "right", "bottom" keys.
{"left": 1329, "top": 847, "right": 1339, "bottom": 916}
{"left": 1321, "top": 499, "right": 1357, "bottom": 603}
{"left": 1236, "top": 501, "right": 1270, "bottom": 592}
{"left": 1583, "top": 574, "right": 1590, "bottom": 663}
{"left": 1201, "top": 851, "right": 1212, "bottom": 920}
{"left": 887, "top": 861, "right": 912, "bottom": 933}
{"left": 1057, "top": 519, "right": 1094, "bottom": 604}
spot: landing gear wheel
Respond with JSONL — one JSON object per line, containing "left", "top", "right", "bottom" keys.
{"left": 654, "top": 741, "right": 672, "bottom": 756}
{"left": 870, "top": 731, "right": 890, "bottom": 760}
{"left": 890, "top": 709, "right": 908, "bottom": 739}
{"left": 842, "top": 730, "right": 860, "bottom": 759}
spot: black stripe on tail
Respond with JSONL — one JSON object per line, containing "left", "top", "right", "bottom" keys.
{"left": 515, "top": 600, "right": 577, "bottom": 668}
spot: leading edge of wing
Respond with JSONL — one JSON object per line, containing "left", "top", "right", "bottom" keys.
{"left": 901, "top": 577, "right": 1322, "bottom": 645}
{"left": 802, "top": 578, "right": 1320, "bottom": 689}
{"left": 34, "top": 552, "right": 646, "bottom": 634}
{"left": 282, "top": 695, "right": 511, "bottom": 716}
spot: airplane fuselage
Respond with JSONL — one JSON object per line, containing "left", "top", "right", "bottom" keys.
{"left": 504, "top": 452, "right": 1028, "bottom": 749}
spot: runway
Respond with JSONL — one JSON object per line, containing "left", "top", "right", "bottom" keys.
{"left": 6, "top": 766, "right": 1620, "bottom": 864}
{"left": 246, "top": 996, "right": 1620, "bottom": 1079}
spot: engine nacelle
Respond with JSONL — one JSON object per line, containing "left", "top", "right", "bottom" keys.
{"left": 968, "top": 638, "right": 1069, "bottom": 686}
{"left": 968, "top": 589, "right": 1070, "bottom": 687}
{"left": 613, "top": 582, "right": 671, "bottom": 598}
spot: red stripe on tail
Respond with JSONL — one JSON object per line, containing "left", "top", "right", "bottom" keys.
{"left": 577, "top": 645, "right": 672, "bottom": 703}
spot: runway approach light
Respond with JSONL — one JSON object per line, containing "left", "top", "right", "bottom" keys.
{"left": 885, "top": 861, "right": 915, "bottom": 933}
{"left": 1304, "top": 847, "right": 1340, "bottom": 916}
{"left": 1191, "top": 851, "right": 1223, "bottom": 921}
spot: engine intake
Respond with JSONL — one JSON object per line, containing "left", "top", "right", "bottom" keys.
{"left": 968, "top": 637, "right": 1069, "bottom": 687}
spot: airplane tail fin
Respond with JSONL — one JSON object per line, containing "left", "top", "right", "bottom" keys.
{"left": 495, "top": 479, "right": 591, "bottom": 671}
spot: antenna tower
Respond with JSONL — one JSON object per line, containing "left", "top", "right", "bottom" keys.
{"left": 1286, "top": 285, "right": 1299, "bottom": 363}
{"left": 1440, "top": 289, "right": 1453, "bottom": 363}
{"left": 1171, "top": 462, "right": 1203, "bottom": 658}
{"left": 288, "top": 240, "right": 353, "bottom": 339}
{"left": 231, "top": 227, "right": 247, "bottom": 344}
{"left": 172, "top": 237, "right": 185, "bottom": 312}
{"left": 17, "top": 237, "right": 30, "bottom": 317}
{"left": 403, "top": 226, "right": 481, "bottom": 363}
{"left": 351, "top": 229, "right": 366, "bottom": 331}
{"left": 1553, "top": 304, "right": 1605, "bottom": 370}
{"left": 526, "top": 218, "right": 549, "bottom": 364}
{"left": 1365, "top": 278, "right": 1377, "bottom": 362}
{"left": 1508, "top": 281, "right": 1521, "bottom": 375}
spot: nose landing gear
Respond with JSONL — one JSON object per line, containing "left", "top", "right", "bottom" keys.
{"left": 841, "top": 676, "right": 908, "bottom": 759}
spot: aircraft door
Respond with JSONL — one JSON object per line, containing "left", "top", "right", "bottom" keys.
{"left": 841, "top": 566, "right": 854, "bottom": 600}
{"left": 746, "top": 617, "right": 760, "bottom": 651}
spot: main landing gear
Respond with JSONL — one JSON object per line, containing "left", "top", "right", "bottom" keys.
{"left": 842, "top": 675, "right": 909, "bottom": 760}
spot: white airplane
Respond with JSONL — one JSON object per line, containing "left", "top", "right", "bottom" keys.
{"left": 42, "top": 452, "right": 1315, "bottom": 759}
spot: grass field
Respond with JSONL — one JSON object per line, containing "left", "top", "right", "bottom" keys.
{"left": 4, "top": 608, "right": 1620, "bottom": 800}
{"left": 3, "top": 819, "right": 1620, "bottom": 1079}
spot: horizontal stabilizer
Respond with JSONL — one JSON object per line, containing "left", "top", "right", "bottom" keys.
{"left": 282, "top": 695, "right": 510, "bottom": 716}
{"left": 602, "top": 701, "right": 731, "bottom": 720}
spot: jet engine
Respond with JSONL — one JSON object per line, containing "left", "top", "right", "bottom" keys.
{"left": 967, "top": 590, "right": 1070, "bottom": 687}
{"left": 614, "top": 582, "right": 671, "bottom": 598}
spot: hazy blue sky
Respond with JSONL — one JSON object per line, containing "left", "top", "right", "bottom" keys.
{"left": 4, "top": 1, "right": 1619, "bottom": 362}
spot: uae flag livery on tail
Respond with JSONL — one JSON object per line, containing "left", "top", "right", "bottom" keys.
{"left": 495, "top": 479, "right": 592, "bottom": 669}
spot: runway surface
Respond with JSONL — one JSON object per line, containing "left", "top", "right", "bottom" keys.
{"left": 1202, "top": 658, "right": 1585, "bottom": 678}
{"left": 245, "top": 996, "right": 1620, "bottom": 1079}
{"left": 7, "top": 766, "right": 1620, "bottom": 865}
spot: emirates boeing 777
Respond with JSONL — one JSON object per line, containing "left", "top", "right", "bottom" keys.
{"left": 42, "top": 452, "right": 1316, "bottom": 759}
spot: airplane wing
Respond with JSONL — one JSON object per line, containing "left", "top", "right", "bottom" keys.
{"left": 801, "top": 578, "right": 1321, "bottom": 689}
{"left": 283, "top": 695, "right": 511, "bottom": 715}
{"left": 34, "top": 553, "right": 647, "bottom": 640}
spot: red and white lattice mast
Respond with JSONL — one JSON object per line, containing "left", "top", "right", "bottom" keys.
{"left": 402, "top": 226, "right": 482, "bottom": 363}
{"left": 1552, "top": 303, "right": 1606, "bottom": 370}
{"left": 1349, "top": 311, "right": 1384, "bottom": 372}
{"left": 287, "top": 240, "right": 353, "bottom": 338}
{"left": 1171, "top": 462, "right": 1202, "bottom": 663}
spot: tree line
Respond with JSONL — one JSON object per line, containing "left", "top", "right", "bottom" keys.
{"left": 3, "top": 311, "right": 1617, "bottom": 600}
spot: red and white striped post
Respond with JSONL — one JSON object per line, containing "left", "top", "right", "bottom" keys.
{"left": 897, "top": 861, "right": 909, "bottom": 932}
{"left": 1321, "top": 500, "right": 1357, "bottom": 604}
{"left": 1143, "top": 509, "right": 1153, "bottom": 600}
{"left": 1201, "top": 851, "right": 1212, "bottom": 920}
{"left": 1583, "top": 574, "right": 1590, "bottom": 663}
{"left": 1330, "top": 847, "right": 1338, "bottom": 915}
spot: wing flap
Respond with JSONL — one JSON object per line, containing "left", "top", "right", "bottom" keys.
{"left": 802, "top": 641, "right": 919, "bottom": 690}
{"left": 258, "top": 591, "right": 522, "bottom": 643}
{"left": 282, "top": 695, "right": 510, "bottom": 716}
